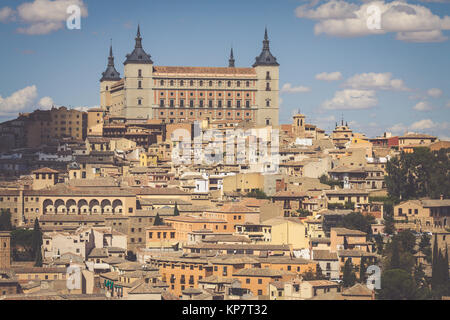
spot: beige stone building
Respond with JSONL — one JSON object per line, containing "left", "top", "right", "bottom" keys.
{"left": 100, "top": 26, "right": 280, "bottom": 127}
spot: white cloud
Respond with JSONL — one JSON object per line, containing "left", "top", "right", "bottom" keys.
{"left": 388, "top": 123, "right": 408, "bottom": 134}
{"left": 0, "top": 7, "right": 15, "bottom": 22}
{"left": 281, "top": 83, "right": 311, "bottom": 93}
{"left": 427, "top": 88, "right": 443, "bottom": 98}
{"left": 0, "top": 0, "right": 88, "bottom": 35}
{"left": 322, "top": 89, "right": 378, "bottom": 110}
{"left": 344, "top": 72, "right": 409, "bottom": 91}
{"left": 389, "top": 120, "right": 449, "bottom": 138}
{"left": 315, "top": 71, "right": 342, "bottom": 81}
{"left": 38, "top": 96, "right": 54, "bottom": 109}
{"left": 0, "top": 85, "right": 38, "bottom": 115}
{"left": 279, "top": 97, "right": 283, "bottom": 106}
{"left": 295, "top": 1, "right": 450, "bottom": 42}
{"left": 410, "top": 119, "right": 436, "bottom": 130}
{"left": 74, "top": 106, "right": 90, "bottom": 112}
{"left": 413, "top": 101, "right": 433, "bottom": 111}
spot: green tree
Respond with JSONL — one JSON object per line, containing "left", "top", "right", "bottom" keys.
{"left": 319, "top": 174, "right": 343, "bottom": 188}
{"left": 338, "top": 212, "right": 375, "bottom": 234}
{"left": 396, "top": 230, "right": 416, "bottom": 255}
{"left": 378, "top": 269, "right": 429, "bottom": 300}
{"left": 344, "top": 200, "right": 355, "bottom": 210}
{"left": 343, "top": 259, "right": 356, "bottom": 287}
{"left": 359, "top": 257, "right": 367, "bottom": 283}
{"left": 374, "top": 234, "right": 384, "bottom": 255}
{"left": 245, "top": 189, "right": 268, "bottom": 199}
{"left": 413, "top": 263, "right": 426, "bottom": 287}
{"left": 384, "top": 236, "right": 415, "bottom": 273}
{"left": 418, "top": 234, "right": 432, "bottom": 263}
{"left": 0, "top": 209, "right": 12, "bottom": 231}
{"left": 173, "top": 203, "right": 179, "bottom": 216}
{"left": 153, "top": 213, "right": 164, "bottom": 226}
{"left": 383, "top": 201, "right": 396, "bottom": 235}
{"left": 385, "top": 147, "right": 450, "bottom": 201}
{"left": 32, "top": 219, "right": 43, "bottom": 267}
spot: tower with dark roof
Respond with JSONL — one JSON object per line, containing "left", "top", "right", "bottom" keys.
{"left": 123, "top": 25, "right": 154, "bottom": 120}
{"left": 228, "top": 47, "right": 235, "bottom": 67}
{"left": 253, "top": 27, "right": 279, "bottom": 67}
{"left": 253, "top": 27, "right": 280, "bottom": 127}
{"left": 100, "top": 41, "right": 121, "bottom": 112}
{"left": 100, "top": 42, "right": 121, "bottom": 82}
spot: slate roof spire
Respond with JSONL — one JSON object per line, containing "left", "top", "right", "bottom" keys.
{"left": 253, "top": 27, "right": 279, "bottom": 67}
{"left": 124, "top": 24, "right": 153, "bottom": 65}
{"left": 228, "top": 47, "right": 235, "bottom": 67}
{"left": 100, "top": 40, "right": 121, "bottom": 82}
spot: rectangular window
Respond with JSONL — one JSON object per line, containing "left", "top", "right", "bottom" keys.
{"left": 237, "top": 100, "right": 241, "bottom": 108}
{"left": 180, "top": 99, "right": 184, "bottom": 107}
{"left": 199, "top": 100, "right": 204, "bottom": 108}
{"left": 190, "top": 100, "right": 194, "bottom": 108}
{"left": 246, "top": 100, "right": 250, "bottom": 108}
{"left": 160, "top": 99, "right": 165, "bottom": 107}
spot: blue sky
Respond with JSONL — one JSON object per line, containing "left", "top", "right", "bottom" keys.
{"left": 0, "top": 0, "right": 449, "bottom": 139}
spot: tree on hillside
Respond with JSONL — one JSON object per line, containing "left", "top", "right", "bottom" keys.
{"left": 385, "top": 147, "right": 450, "bottom": 201}
{"left": 384, "top": 236, "right": 415, "bottom": 273}
{"left": 32, "top": 219, "right": 43, "bottom": 267}
{"left": 343, "top": 259, "right": 356, "bottom": 287}
{"left": 431, "top": 239, "right": 450, "bottom": 299}
{"left": 359, "top": 257, "right": 367, "bottom": 283}
{"left": 245, "top": 189, "right": 268, "bottom": 199}
{"left": 378, "top": 269, "right": 430, "bottom": 300}
{"left": 337, "top": 212, "right": 375, "bottom": 234}
{"left": 374, "top": 234, "right": 384, "bottom": 255}
{"left": 0, "top": 209, "right": 12, "bottom": 231}
{"left": 319, "top": 174, "right": 343, "bottom": 188}
{"left": 418, "top": 234, "right": 432, "bottom": 263}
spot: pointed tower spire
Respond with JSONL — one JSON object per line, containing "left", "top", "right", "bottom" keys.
{"left": 108, "top": 39, "right": 114, "bottom": 67}
{"left": 135, "top": 24, "right": 142, "bottom": 48}
{"left": 124, "top": 24, "right": 153, "bottom": 65}
{"left": 228, "top": 47, "right": 235, "bottom": 67}
{"left": 101, "top": 40, "right": 121, "bottom": 82}
{"left": 253, "top": 27, "right": 279, "bottom": 67}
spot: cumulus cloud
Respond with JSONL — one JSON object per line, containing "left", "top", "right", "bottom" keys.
{"left": 413, "top": 101, "right": 433, "bottom": 111}
{"left": 281, "top": 83, "right": 311, "bottom": 93}
{"left": 38, "top": 96, "right": 55, "bottom": 109}
{"left": 295, "top": 0, "right": 450, "bottom": 42}
{"left": 322, "top": 89, "right": 378, "bottom": 110}
{"left": 410, "top": 119, "right": 435, "bottom": 130}
{"left": 0, "top": 0, "right": 88, "bottom": 35}
{"left": 0, "top": 7, "right": 15, "bottom": 22}
{"left": 344, "top": 72, "right": 409, "bottom": 91}
{"left": 389, "top": 119, "right": 449, "bottom": 138}
{"left": 388, "top": 123, "right": 408, "bottom": 134}
{"left": 0, "top": 85, "right": 38, "bottom": 115}
{"left": 427, "top": 88, "right": 443, "bottom": 98}
{"left": 315, "top": 71, "right": 343, "bottom": 81}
